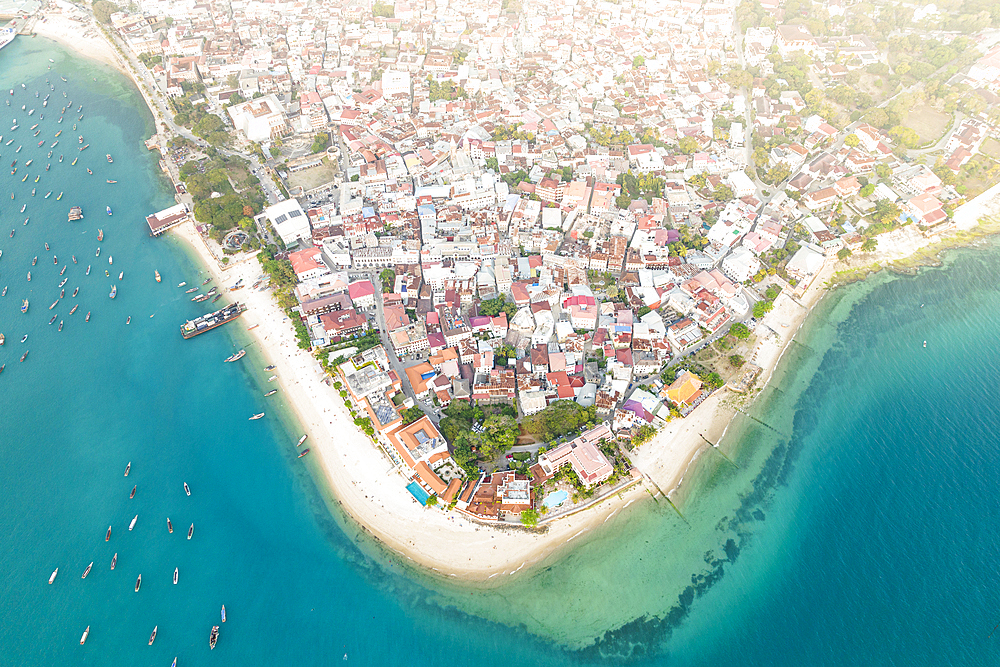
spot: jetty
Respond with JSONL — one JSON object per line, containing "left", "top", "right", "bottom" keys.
{"left": 146, "top": 203, "right": 191, "bottom": 236}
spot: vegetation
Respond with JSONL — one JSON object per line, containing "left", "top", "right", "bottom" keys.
{"left": 372, "top": 0, "right": 394, "bottom": 17}
{"left": 521, "top": 401, "right": 596, "bottom": 442}
{"left": 520, "top": 508, "right": 540, "bottom": 526}
{"left": 93, "top": 0, "right": 120, "bottom": 24}
{"left": 427, "top": 79, "right": 467, "bottom": 102}
{"left": 400, "top": 406, "right": 426, "bottom": 425}
{"left": 379, "top": 268, "right": 395, "bottom": 293}
{"left": 729, "top": 322, "right": 751, "bottom": 340}
{"left": 439, "top": 403, "right": 520, "bottom": 477}
{"left": 310, "top": 132, "right": 329, "bottom": 154}
{"left": 479, "top": 295, "right": 517, "bottom": 320}
{"left": 729, "top": 354, "right": 745, "bottom": 368}
{"left": 616, "top": 171, "right": 665, "bottom": 204}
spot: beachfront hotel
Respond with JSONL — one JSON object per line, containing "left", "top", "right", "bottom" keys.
{"left": 536, "top": 424, "right": 615, "bottom": 488}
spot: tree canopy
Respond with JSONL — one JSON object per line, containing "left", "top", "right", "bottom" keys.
{"left": 93, "top": 0, "right": 119, "bottom": 24}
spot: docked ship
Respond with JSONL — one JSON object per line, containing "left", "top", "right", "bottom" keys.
{"left": 180, "top": 302, "right": 246, "bottom": 339}
{"left": 0, "top": 27, "right": 16, "bottom": 54}
{"left": 68, "top": 205, "right": 83, "bottom": 221}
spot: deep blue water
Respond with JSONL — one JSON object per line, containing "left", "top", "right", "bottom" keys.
{"left": 4, "top": 34, "right": 1000, "bottom": 667}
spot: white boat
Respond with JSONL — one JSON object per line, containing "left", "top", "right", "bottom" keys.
{"left": 184, "top": 482, "right": 191, "bottom": 496}
{"left": 48, "top": 568, "right": 58, "bottom": 584}
{"left": 297, "top": 435, "right": 308, "bottom": 447}
{"left": 0, "top": 28, "right": 17, "bottom": 54}
{"left": 128, "top": 514, "right": 137, "bottom": 531}
{"left": 79, "top": 626, "right": 90, "bottom": 645}
{"left": 173, "top": 567, "right": 178, "bottom": 585}
{"left": 249, "top": 412, "right": 264, "bottom": 420}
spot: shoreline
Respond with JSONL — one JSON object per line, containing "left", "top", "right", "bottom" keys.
{"left": 47, "top": 4, "right": 1000, "bottom": 581}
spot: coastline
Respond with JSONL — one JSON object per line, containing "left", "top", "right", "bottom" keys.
{"left": 44, "top": 2, "right": 1000, "bottom": 581}
{"left": 31, "top": 3, "right": 129, "bottom": 77}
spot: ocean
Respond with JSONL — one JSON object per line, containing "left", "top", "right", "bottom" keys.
{"left": 3, "top": 36, "right": 1000, "bottom": 667}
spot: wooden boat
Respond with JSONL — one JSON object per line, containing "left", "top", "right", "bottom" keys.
{"left": 80, "top": 626, "right": 89, "bottom": 645}
{"left": 105, "top": 526, "right": 111, "bottom": 542}
{"left": 167, "top": 517, "right": 173, "bottom": 533}
{"left": 81, "top": 562, "right": 92, "bottom": 578}
{"left": 135, "top": 574, "right": 141, "bottom": 592}
{"left": 187, "top": 523, "right": 194, "bottom": 540}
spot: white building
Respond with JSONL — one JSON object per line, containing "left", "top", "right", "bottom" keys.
{"left": 227, "top": 95, "right": 291, "bottom": 142}
{"left": 727, "top": 170, "right": 755, "bottom": 198}
{"left": 380, "top": 70, "right": 412, "bottom": 97}
{"left": 721, "top": 246, "right": 761, "bottom": 283}
{"left": 259, "top": 199, "right": 311, "bottom": 247}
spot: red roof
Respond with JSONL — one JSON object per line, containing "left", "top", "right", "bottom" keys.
{"left": 348, "top": 280, "right": 376, "bottom": 299}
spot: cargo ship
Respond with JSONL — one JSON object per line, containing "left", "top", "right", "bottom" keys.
{"left": 180, "top": 302, "right": 246, "bottom": 339}
{"left": 0, "top": 27, "right": 15, "bottom": 54}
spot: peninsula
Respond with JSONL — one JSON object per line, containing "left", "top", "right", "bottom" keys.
{"left": 27, "top": 0, "right": 1000, "bottom": 578}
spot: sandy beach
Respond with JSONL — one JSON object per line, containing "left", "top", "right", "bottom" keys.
{"left": 32, "top": 2, "right": 127, "bottom": 75}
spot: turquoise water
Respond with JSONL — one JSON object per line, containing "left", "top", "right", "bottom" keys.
{"left": 542, "top": 489, "right": 568, "bottom": 508}
{"left": 6, "top": 35, "right": 1000, "bottom": 666}
{"left": 405, "top": 481, "right": 429, "bottom": 505}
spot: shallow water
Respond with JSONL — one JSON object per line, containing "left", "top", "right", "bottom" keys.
{"left": 4, "top": 36, "right": 1000, "bottom": 667}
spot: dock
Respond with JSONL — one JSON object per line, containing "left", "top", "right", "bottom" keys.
{"left": 146, "top": 203, "right": 191, "bottom": 236}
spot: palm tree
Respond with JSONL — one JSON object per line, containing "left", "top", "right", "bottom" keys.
{"left": 861, "top": 237, "right": 878, "bottom": 252}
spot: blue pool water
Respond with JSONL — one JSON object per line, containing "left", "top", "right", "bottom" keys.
{"left": 543, "top": 490, "right": 568, "bottom": 508}
{"left": 406, "top": 481, "right": 430, "bottom": 505}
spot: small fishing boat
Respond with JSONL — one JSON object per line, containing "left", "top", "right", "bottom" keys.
{"left": 247, "top": 323, "right": 259, "bottom": 330}
{"left": 69, "top": 305, "right": 78, "bottom": 315}
{"left": 119, "top": 271, "right": 123, "bottom": 280}
{"left": 85, "top": 311, "right": 90, "bottom": 322}
{"left": 267, "top": 375, "right": 278, "bottom": 382}
{"left": 48, "top": 315, "right": 57, "bottom": 325}
{"left": 86, "top": 265, "right": 91, "bottom": 275}
{"left": 173, "top": 568, "right": 178, "bottom": 585}
{"left": 109, "top": 285, "right": 116, "bottom": 299}
{"left": 106, "top": 179, "right": 116, "bottom": 184}
{"left": 222, "top": 605, "right": 226, "bottom": 623}
{"left": 124, "top": 462, "right": 130, "bottom": 476}
{"left": 126, "top": 316, "right": 130, "bottom": 325}
{"left": 185, "top": 287, "right": 198, "bottom": 294}
{"left": 212, "top": 293, "right": 223, "bottom": 303}
{"left": 155, "top": 270, "right": 161, "bottom": 283}
{"left": 106, "top": 206, "right": 112, "bottom": 215}
{"left": 224, "top": 349, "right": 246, "bottom": 363}
{"left": 97, "top": 229, "right": 103, "bottom": 241}
{"left": 86, "top": 168, "right": 91, "bottom": 175}
{"left": 178, "top": 281, "right": 186, "bottom": 287}
{"left": 135, "top": 575, "right": 141, "bottom": 592}
{"left": 56, "top": 191, "right": 62, "bottom": 198}
{"left": 106, "top": 154, "right": 112, "bottom": 163}
{"left": 72, "top": 287, "right": 78, "bottom": 297}
{"left": 58, "top": 321, "right": 63, "bottom": 332}
{"left": 210, "top": 626, "right": 219, "bottom": 650}
{"left": 21, "top": 299, "right": 28, "bottom": 313}
{"left": 148, "top": 626, "right": 157, "bottom": 645}
{"left": 82, "top": 562, "right": 92, "bottom": 578}
{"left": 129, "top": 515, "right": 137, "bottom": 531}
{"left": 265, "top": 365, "right": 277, "bottom": 371}
{"left": 21, "top": 350, "right": 28, "bottom": 362}
{"left": 70, "top": 157, "right": 76, "bottom": 165}
{"left": 1, "top": 286, "right": 5, "bottom": 296}
{"left": 297, "top": 435, "right": 308, "bottom": 447}
{"left": 187, "top": 523, "right": 194, "bottom": 540}
{"left": 265, "top": 389, "right": 278, "bottom": 397}
{"left": 95, "top": 248, "right": 100, "bottom": 257}
{"left": 105, "top": 526, "right": 111, "bottom": 541}
{"left": 130, "top": 485, "right": 136, "bottom": 499}
{"left": 184, "top": 482, "right": 191, "bottom": 496}
{"left": 298, "top": 448, "right": 310, "bottom": 458}
{"left": 110, "top": 553, "right": 116, "bottom": 570}
{"left": 80, "top": 626, "right": 89, "bottom": 645}
{"left": 167, "top": 517, "right": 173, "bottom": 533}
{"left": 72, "top": 255, "right": 76, "bottom": 264}
{"left": 202, "top": 277, "right": 212, "bottom": 285}
{"left": 250, "top": 413, "right": 265, "bottom": 420}
{"left": 48, "top": 568, "right": 58, "bottom": 584}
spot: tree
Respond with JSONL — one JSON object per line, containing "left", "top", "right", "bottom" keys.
{"left": 425, "top": 495, "right": 438, "bottom": 507}
{"left": 861, "top": 237, "right": 878, "bottom": 252}
{"left": 844, "top": 134, "right": 860, "bottom": 148}
{"left": 485, "top": 157, "right": 499, "bottom": 172}
{"left": 480, "top": 295, "right": 516, "bottom": 319}
{"left": 310, "top": 132, "right": 329, "bottom": 153}
{"left": 859, "top": 183, "right": 876, "bottom": 198}
{"left": 752, "top": 300, "right": 773, "bottom": 319}
{"left": 401, "top": 406, "right": 425, "bottom": 425}
{"left": 729, "top": 354, "right": 745, "bottom": 368}
{"left": 632, "top": 55, "right": 646, "bottom": 69}
{"left": 888, "top": 125, "right": 920, "bottom": 148}
{"left": 729, "top": 322, "right": 751, "bottom": 339}
{"left": 872, "top": 198, "right": 902, "bottom": 225}
{"left": 678, "top": 136, "right": 699, "bottom": 155}
{"left": 350, "top": 174, "right": 360, "bottom": 182}
{"left": 379, "top": 268, "right": 395, "bottom": 293}
{"left": 837, "top": 247, "right": 853, "bottom": 260}
{"left": 93, "top": 0, "right": 119, "bottom": 24}
{"left": 480, "top": 414, "right": 519, "bottom": 459}
{"left": 372, "top": 0, "right": 394, "bottom": 17}
{"left": 616, "top": 194, "right": 632, "bottom": 210}
{"left": 874, "top": 163, "right": 892, "bottom": 180}
{"left": 713, "top": 184, "right": 734, "bottom": 202}
{"left": 520, "top": 509, "right": 540, "bottom": 526}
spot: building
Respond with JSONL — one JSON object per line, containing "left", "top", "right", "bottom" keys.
{"left": 536, "top": 424, "right": 615, "bottom": 487}
{"left": 667, "top": 371, "right": 703, "bottom": 407}
{"left": 226, "top": 94, "right": 291, "bottom": 142}
{"left": 721, "top": 246, "right": 761, "bottom": 283}
{"left": 348, "top": 280, "right": 376, "bottom": 309}
{"left": 259, "top": 199, "right": 311, "bottom": 247}
{"left": 145, "top": 203, "right": 191, "bottom": 236}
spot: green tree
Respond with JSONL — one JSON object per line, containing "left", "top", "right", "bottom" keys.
{"left": 616, "top": 194, "right": 632, "bottom": 209}
{"left": 888, "top": 125, "right": 920, "bottom": 148}
{"left": 678, "top": 136, "right": 699, "bottom": 154}
{"left": 485, "top": 157, "right": 499, "bottom": 172}
{"left": 401, "top": 406, "right": 425, "bottom": 425}
{"left": 729, "top": 354, "right": 745, "bottom": 368}
{"left": 859, "top": 183, "right": 876, "bottom": 198}
{"left": 729, "top": 322, "right": 751, "bottom": 339}
{"left": 844, "top": 134, "right": 860, "bottom": 148}
{"left": 425, "top": 495, "right": 438, "bottom": 507}
{"left": 752, "top": 300, "right": 773, "bottom": 318}
{"left": 310, "top": 132, "right": 329, "bottom": 153}
{"left": 379, "top": 268, "right": 396, "bottom": 293}
{"left": 93, "top": 0, "right": 119, "bottom": 24}
{"left": 480, "top": 414, "right": 519, "bottom": 459}
{"left": 520, "top": 509, "right": 540, "bottom": 526}
{"left": 861, "top": 237, "right": 878, "bottom": 252}
{"left": 837, "top": 247, "right": 853, "bottom": 260}
{"left": 875, "top": 163, "right": 892, "bottom": 180}
{"left": 632, "top": 55, "right": 646, "bottom": 69}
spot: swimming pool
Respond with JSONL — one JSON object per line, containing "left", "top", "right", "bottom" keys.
{"left": 406, "top": 481, "right": 430, "bottom": 505}
{"left": 543, "top": 490, "right": 569, "bottom": 508}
